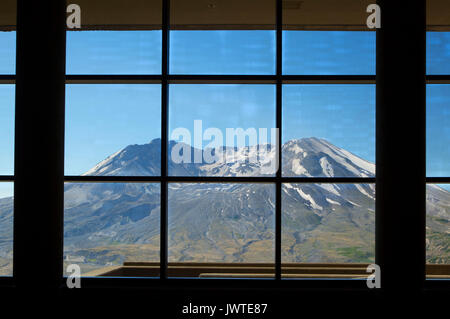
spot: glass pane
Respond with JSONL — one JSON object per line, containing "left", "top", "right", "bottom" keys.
{"left": 66, "top": 31, "right": 162, "bottom": 74}
{"left": 0, "top": 182, "right": 13, "bottom": 277}
{"left": 0, "top": 85, "right": 14, "bottom": 175}
{"left": 170, "top": 0, "right": 275, "bottom": 75}
{"left": 282, "top": 183, "right": 375, "bottom": 278}
{"left": 169, "top": 84, "right": 277, "bottom": 177}
{"left": 65, "top": 84, "right": 161, "bottom": 176}
{"left": 0, "top": 31, "right": 15, "bottom": 74}
{"left": 170, "top": 30, "right": 276, "bottom": 75}
{"left": 427, "top": 32, "right": 450, "bottom": 75}
{"left": 427, "top": 0, "right": 450, "bottom": 72}
{"left": 282, "top": 85, "right": 375, "bottom": 177}
{"left": 282, "top": 31, "right": 375, "bottom": 75}
{"left": 427, "top": 85, "right": 450, "bottom": 177}
{"left": 64, "top": 183, "right": 160, "bottom": 277}
{"left": 426, "top": 184, "right": 450, "bottom": 266}
{"left": 168, "top": 183, "right": 275, "bottom": 278}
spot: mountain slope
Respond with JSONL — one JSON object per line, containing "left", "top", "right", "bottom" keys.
{"left": 0, "top": 138, "right": 448, "bottom": 275}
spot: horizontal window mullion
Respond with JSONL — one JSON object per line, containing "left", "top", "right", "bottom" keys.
{"left": 426, "top": 75, "right": 450, "bottom": 84}
{"left": 65, "top": 75, "right": 162, "bottom": 84}
{"left": 63, "top": 175, "right": 375, "bottom": 183}
{"left": 426, "top": 177, "right": 450, "bottom": 183}
{"left": 282, "top": 75, "right": 375, "bottom": 84}
{"left": 0, "top": 176, "right": 14, "bottom": 181}
{"left": 64, "top": 74, "right": 376, "bottom": 85}
{"left": 0, "top": 75, "right": 15, "bottom": 84}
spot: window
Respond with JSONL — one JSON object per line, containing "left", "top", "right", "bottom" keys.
{"left": 67, "top": 31, "right": 162, "bottom": 75}
{"left": 279, "top": 1, "right": 376, "bottom": 278}
{"left": 64, "top": 183, "right": 160, "bottom": 277}
{"left": 64, "top": 1, "right": 163, "bottom": 278}
{"left": 65, "top": 84, "right": 161, "bottom": 176}
{"left": 5, "top": 0, "right": 447, "bottom": 291}
{"left": 0, "top": 0, "right": 15, "bottom": 278}
{"left": 61, "top": 0, "right": 379, "bottom": 280}
{"left": 426, "top": 0, "right": 450, "bottom": 276}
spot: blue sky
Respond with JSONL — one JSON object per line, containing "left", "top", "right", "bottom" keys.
{"left": 0, "top": 30, "right": 450, "bottom": 195}
{"left": 65, "top": 30, "right": 378, "bottom": 175}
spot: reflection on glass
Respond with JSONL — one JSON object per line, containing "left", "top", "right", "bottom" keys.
{"left": 283, "top": 31, "right": 375, "bottom": 75}
{"left": 65, "top": 84, "right": 161, "bottom": 176}
{"left": 427, "top": 32, "right": 450, "bottom": 75}
{"left": 66, "top": 31, "right": 162, "bottom": 74}
{"left": 426, "top": 184, "right": 450, "bottom": 265}
{"left": 282, "top": 183, "right": 375, "bottom": 277}
{"left": 427, "top": 85, "right": 450, "bottom": 177}
{"left": 170, "top": 31, "right": 276, "bottom": 75}
{"left": 0, "top": 85, "right": 14, "bottom": 175}
{"left": 169, "top": 84, "right": 277, "bottom": 177}
{"left": 64, "top": 183, "right": 160, "bottom": 277}
{"left": 0, "top": 31, "right": 15, "bottom": 74}
{"left": 282, "top": 85, "right": 375, "bottom": 177}
{"left": 0, "top": 183, "right": 13, "bottom": 277}
{"left": 168, "top": 183, "right": 275, "bottom": 278}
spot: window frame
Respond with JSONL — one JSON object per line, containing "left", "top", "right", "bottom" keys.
{"left": 63, "top": 0, "right": 376, "bottom": 282}
{"left": 2, "top": 0, "right": 448, "bottom": 292}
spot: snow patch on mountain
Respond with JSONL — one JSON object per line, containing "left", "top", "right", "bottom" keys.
{"left": 355, "top": 184, "right": 375, "bottom": 199}
{"left": 326, "top": 198, "right": 341, "bottom": 205}
{"left": 295, "top": 188, "right": 323, "bottom": 211}
{"left": 318, "top": 183, "right": 341, "bottom": 196}
{"left": 291, "top": 159, "right": 310, "bottom": 176}
{"left": 320, "top": 157, "right": 334, "bottom": 177}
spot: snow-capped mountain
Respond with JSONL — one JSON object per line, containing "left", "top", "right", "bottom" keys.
{"left": 0, "top": 138, "right": 448, "bottom": 276}
{"left": 282, "top": 138, "right": 375, "bottom": 178}
{"left": 83, "top": 137, "right": 375, "bottom": 178}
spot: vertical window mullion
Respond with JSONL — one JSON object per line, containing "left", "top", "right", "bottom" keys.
{"left": 160, "top": 0, "right": 170, "bottom": 280}
{"left": 275, "top": 0, "right": 282, "bottom": 281}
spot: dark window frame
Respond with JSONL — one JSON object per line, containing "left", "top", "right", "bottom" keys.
{"left": 64, "top": 0, "right": 376, "bottom": 282}
{"left": 1, "top": 0, "right": 448, "bottom": 292}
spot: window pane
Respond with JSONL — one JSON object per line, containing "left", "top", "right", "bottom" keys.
{"left": 0, "top": 182, "right": 13, "bottom": 277}
{"left": 427, "top": 32, "right": 450, "bottom": 75}
{"left": 283, "top": 31, "right": 375, "bottom": 75}
{"left": 282, "top": 85, "right": 375, "bottom": 177}
{"left": 169, "top": 84, "right": 277, "bottom": 177}
{"left": 426, "top": 184, "right": 450, "bottom": 266}
{"left": 0, "top": 31, "right": 15, "bottom": 74}
{"left": 427, "top": 0, "right": 450, "bottom": 72}
{"left": 282, "top": 183, "right": 375, "bottom": 277}
{"left": 0, "top": 85, "right": 14, "bottom": 175}
{"left": 65, "top": 84, "right": 161, "bottom": 176}
{"left": 170, "top": 0, "right": 275, "bottom": 75}
{"left": 66, "top": 31, "right": 162, "bottom": 74}
{"left": 427, "top": 85, "right": 450, "bottom": 177}
{"left": 170, "top": 31, "right": 276, "bottom": 75}
{"left": 168, "top": 183, "right": 275, "bottom": 278}
{"left": 64, "top": 183, "right": 160, "bottom": 277}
